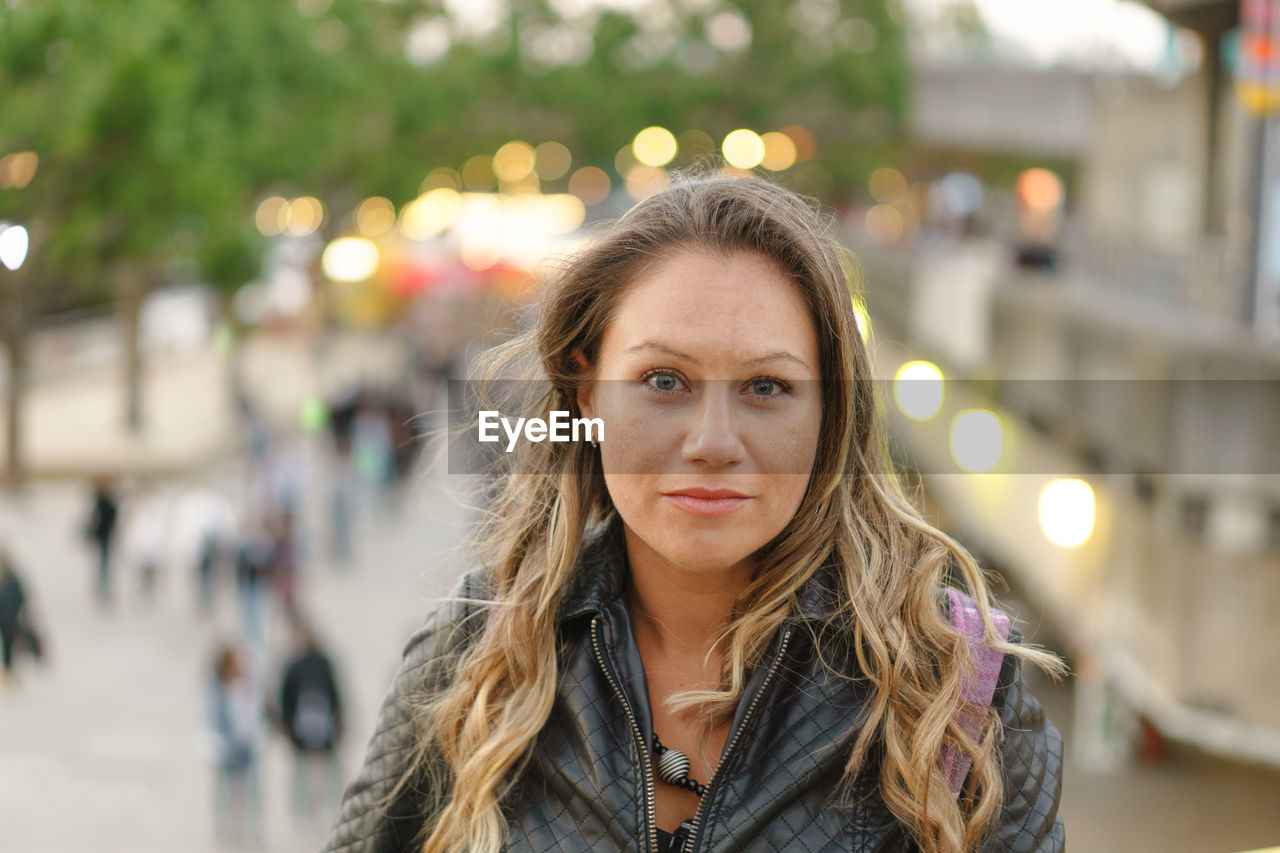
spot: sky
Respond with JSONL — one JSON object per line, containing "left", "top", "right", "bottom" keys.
{"left": 903, "top": 0, "right": 1175, "bottom": 68}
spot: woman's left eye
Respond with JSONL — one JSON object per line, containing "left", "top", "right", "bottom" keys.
{"left": 746, "top": 377, "right": 789, "bottom": 397}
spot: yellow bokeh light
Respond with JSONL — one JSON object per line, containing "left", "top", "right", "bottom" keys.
{"left": 864, "top": 204, "right": 905, "bottom": 245}
{"left": 624, "top": 164, "right": 668, "bottom": 201}
{"left": 1038, "top": 478, "right": 1095, "bottom": 548}
{"left": 321, "top": 236, "right": 379, "bottom": 282}
{"left": 545, "top": 193, "right": 587, "bottom": 233}
{"left": 420, "top": 167, "right": 461, "bottom": 193}
{"left": 759, "top": 132, "right": 797, "bottom": 171}
{"left": 950, "top": 410, "right": 1003, "bottom": 473}
{"left": 255, "top": 196, "right": 290, "bottom": 237}
{"left": 534, "top": 141, "right": 572, "bottom": 181}
{"left": 722, "top": 129, "right": 765, "bottom": 169}
{"left": 569, "top": 166, "right": 611, "bottom": 205}
{"left": 462, "top": 155, "right": 496, "bottom": 191}
{"left": 287, "top": 197, "right": 325, "bottom": 236}
{"left": 0, "top": 151, "right": 38, "bottom": 189}
{"left": 399, "top": 187, "right": 463, "bottom": 241}
{"left": 779, "top": 125, "right": 815, "bottom": 162}
{"left": 615, "top": 144, "right": 638, "bottom": 177}
{"left": 1016, "top": 168, "right": 1064, "bottom": 213}
{"left": 493, "top": 141, "right": 536, "bottom": 183}
{"left": 894, "top": 360, "right": 944, "bottom": 421}
{"left": 869, "top": 167, "right": 908, "bottom": 204}
{"left": 355, "top": 197, "right": 396, "bottom": 236}
{"left": 632, "top": 126, "right": 678, "bottom": 168}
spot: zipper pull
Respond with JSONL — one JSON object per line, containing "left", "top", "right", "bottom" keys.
{"left": 670, "top": 819, "right": 695, "bottom": 853}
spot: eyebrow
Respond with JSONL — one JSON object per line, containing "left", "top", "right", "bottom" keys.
{"left": 623, "top": 339, "right": 813, "bottom": 371}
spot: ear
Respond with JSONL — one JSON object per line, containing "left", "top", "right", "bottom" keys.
{"left": 571, "top": 347, "right": 595, "bottom": 420}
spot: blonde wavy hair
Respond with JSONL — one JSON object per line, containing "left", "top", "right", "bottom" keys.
{"left": 400, "top": 175, "right": 1062, "bottom": 852}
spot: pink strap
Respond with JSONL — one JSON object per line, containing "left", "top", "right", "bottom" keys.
{"left": 941, "top": 588, "right": 1011, "bottom": 798}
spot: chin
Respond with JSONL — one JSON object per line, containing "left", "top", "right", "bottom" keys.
{"left": 647, "top": 516, "right": 768, "bottom": 574}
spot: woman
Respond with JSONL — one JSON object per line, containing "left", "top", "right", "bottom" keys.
{"left": 326, "top": 177, "right": 1064, "bottom": 852}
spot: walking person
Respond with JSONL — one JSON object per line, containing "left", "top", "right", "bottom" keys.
{"left": 235, "top": 527, "right": 276, "bottom": 651}
{"left": 84, "top": 477, "right": 120, "bottom": 605}
{"left": 0, "top": 550, "right": 44, "bottom": 689}
{"left": 279, "top": 617, "right": 345, "bottom": 826}
{"left": 205, "top": 642, "right": 267, "bottom": 847}
{"left": 326, "top": 177, "right": 1065, "bottom": 853}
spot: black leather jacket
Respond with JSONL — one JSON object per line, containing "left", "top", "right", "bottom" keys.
{"left": 325, "top": 516, "right": 1065, "bottom": 852}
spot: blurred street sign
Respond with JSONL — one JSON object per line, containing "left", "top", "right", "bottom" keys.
{"left": 1238, "top": 0, "right": 1280, "bottom": 115}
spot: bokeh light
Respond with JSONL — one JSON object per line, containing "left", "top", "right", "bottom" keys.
{"left": 624, "top": 165, "right": 668, "bottom": 200}
{"left": 534, "top": 141, "right": 572, "bottom": 181}
{"left": 0, "top": 224, "right": 30, "bottom": 271}
{"left": 1039, "top": 478, "right": 1096, "bottom": 548}
{"left": 950, "top": 410, "right": 1003, "bottom": 473}
{"left": 864, "top": 204, "right": 905, "bottom": 244}
{"left": 779, "top": 125, "right": 815, "bottom": 162}
{"left": 722, "top": 129, "right": 765, "bottom": 169}
{"left": 894, "top": 360, "right": 944, "bottom": 421}
{"left": 399, "top": 187, "right": 462, "bottom": 240}
{"left": 462, "top": 155, "right": 496, "bottom": 191}
{"left": 493, "top": 140, "right": 536, "bottom": 183}
{"left": 287, "top": 197, "right": 325, "bottom": 236}
{"left": 614, "top": 144, "right": 638, "bottom": 177}
{"left": 706, "top": 9, "right": 752, "bottom": 52}
{"left": 543, "top": 194, "right": 587, "bottom": 233}
{"left": 869, "top": 167, "right": 908, "bottom": 204}
{"left": 569, "top": 166, "right": 611, "bottom": 205}
{"left": 633, "top": 126, "right": 678, "bottom": 167}
{"left": 0, "top": 151, "right": 38, "bottom": 189}
{"left": 759, "top": 132, "right": 797, "bottom": 171}
{"left": 355, "top": 197, "right": 396, "bottom": 236}
{"left": 255, "top": 196, "right": 290, "bottom": 237}
{"left": 420, "top": 167, "right": 461, "bottom": 193}
{"left": 321, "top": 236, "right": 379, "bottom": 281}
{"left": 1016, "top": 168, "right": 1064, "bottom": 212}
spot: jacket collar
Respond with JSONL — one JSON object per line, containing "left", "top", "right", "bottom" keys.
{"left": 557, "top": 512, "right": 842, "bottom": 625}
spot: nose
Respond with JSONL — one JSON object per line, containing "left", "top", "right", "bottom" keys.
{"left": 682, "top": 385, "right": 746, "bottom": 468}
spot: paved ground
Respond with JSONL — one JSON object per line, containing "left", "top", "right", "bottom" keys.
{"left": 0, "top": 442, "right": 477, "bottom": 852}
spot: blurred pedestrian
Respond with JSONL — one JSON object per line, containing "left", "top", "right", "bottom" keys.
{"left": 1, "top": 551, "right": 45, "bottom": 688}
{"left": 278, "top": 617, "right": 344, "bottom": 826}
{"left": 120, "top": 488, "right": 170, "bottom": 604}
{"left": 266, "top": 510, "right": 299, "bottom": 616}
{"left": 351, "top": 393, "right": 395, "bottom": 510}
{"left": 84, "top": 477, "right": 120, "bottom": 605}
{"left": 205, "top": 643, "right": 266, "bottom": 848}
{"left": 326, "top": 389, "right": 360, "bottom": 566}
{"left": 175, "top": 488, "right": 238, "bottom": 614}
{"left": 235, "top": 528, "right": 276, "bottom": 650}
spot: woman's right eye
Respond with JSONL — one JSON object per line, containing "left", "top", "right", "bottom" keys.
{"left": 641, "top": 370, "right": 686, "bottom": 394}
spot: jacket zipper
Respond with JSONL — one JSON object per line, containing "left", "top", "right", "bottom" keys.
{"left": 681, "top": 623, "right": 794, "bottom": 853}
{"left": 591, "top": 616, "right": 659, "bottom": 853}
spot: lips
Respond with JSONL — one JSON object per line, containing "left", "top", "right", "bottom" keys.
{"left": 661, "top": 487, "right": 752, "bottom": 516}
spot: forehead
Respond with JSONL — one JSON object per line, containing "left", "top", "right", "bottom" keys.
{"left": 600, "top": 246, "right": 819, "bottom": 367}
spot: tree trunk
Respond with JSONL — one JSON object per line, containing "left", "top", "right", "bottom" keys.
{"left": 1, "top": 268, "right": 29, "bottom": 489}
{"left": 118, "top": 264, "right": 147, "bottom": 435}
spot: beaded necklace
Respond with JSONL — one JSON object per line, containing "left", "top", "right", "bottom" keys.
{"left": 652, "top": 731, "right": 705, "bottom": 851}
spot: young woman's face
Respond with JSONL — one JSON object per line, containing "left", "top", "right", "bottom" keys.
{"left": 578, "top": 247, "right": 822, "bottom": 576}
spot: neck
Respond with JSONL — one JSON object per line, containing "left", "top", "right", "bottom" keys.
{"left": 621, "top": 526, "right": 754, "bottom": 659}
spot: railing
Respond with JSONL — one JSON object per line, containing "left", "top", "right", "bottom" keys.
{"left": 1060, "top": 226, "right": 1252, "bottom": 324}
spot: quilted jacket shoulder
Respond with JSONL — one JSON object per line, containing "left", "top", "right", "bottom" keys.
{"left": 324, "top": 571, "right": 487, "bottom": 853}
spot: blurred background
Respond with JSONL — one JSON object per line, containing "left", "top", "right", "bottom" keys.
{"left": 1, "top": 1, "right": 1279, "bottom": 851}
